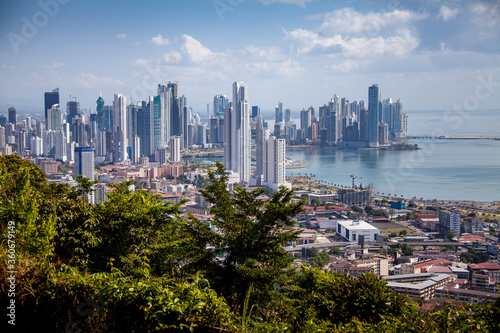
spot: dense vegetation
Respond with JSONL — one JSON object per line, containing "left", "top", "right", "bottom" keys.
{"left": 1, "top": 156, "right": 499, "bottom": 332}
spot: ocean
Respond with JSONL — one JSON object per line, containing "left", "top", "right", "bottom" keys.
{"left": 285, "top": 110, "right": 500, "bottom": 202}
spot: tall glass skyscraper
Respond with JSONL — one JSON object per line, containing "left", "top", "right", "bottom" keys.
{"left": 368, "top": 84, "right": 380, "bottom": 147}
{"left": 224, "top": 81, "right": 251, "bottom": 182}
{"left": 44, "top": 88, "right": 59, "bottom": 126}
{"left": 213, "top": 94, "right": 229, "bottom": 117}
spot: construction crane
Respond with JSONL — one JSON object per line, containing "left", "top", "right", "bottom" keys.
{"left": 350, "top": 174, "right": 361, "bottom": 189}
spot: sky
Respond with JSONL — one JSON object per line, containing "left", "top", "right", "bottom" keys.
{"left": 0, "top": 0, "right": 499, "bottom": 118}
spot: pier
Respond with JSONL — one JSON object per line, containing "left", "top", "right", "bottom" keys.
{"left": 409, "top": 136, "right": 500, "bottom": 140}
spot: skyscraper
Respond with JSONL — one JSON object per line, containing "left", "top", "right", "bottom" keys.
{"left": 157, "top": 84, "right": 172, "bottom": 147}
{"left": 96, "top": 92, "right": 105, "bottom": 130}
{"left": 44, "top": 88, "right": 59, "bottom": 125}
{"left": 224, "top": 81, "right": 251, "bottom": 182}
{"left": 8, "top": 107, "right": 16, "bottom": 125}
{"left": 112, "top": 94, "right": 127, "bottom": 162}
{"left": 170, "top": 135, "right": 181, "bottom": 163}
{"left": 74, "top": 146, "right": 95, "bottom": 181}
{"left": 213, "top": 94, "right": 229, "bottom": 117}
{"left": 255, "top": 115, "right": 267, "bottom": 178}
{"left": 275, "top": 102, "right": 283, "bottom": 124}
{"left": 368, "top": 84, "right": 380, "bottom": 147}
{"left": 47, "top": 104, "right": 61, "bottom": 131}
{"left": 263, "top": 136, "right": 290, "bottom": 190}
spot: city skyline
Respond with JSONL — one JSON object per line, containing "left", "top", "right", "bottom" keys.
{"left": 1, "top": 0, "right": 499, "bottom": 115}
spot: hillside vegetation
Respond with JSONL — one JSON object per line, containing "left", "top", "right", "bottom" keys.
{"left": 1, "top": 156, "right": 499, "bottom": 332}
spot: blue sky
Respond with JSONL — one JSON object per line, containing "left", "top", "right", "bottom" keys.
{"left": 0, "top": 0, "right": 499, "bottom": 117}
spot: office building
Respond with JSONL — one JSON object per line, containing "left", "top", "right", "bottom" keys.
{"left": 47, "top": 104, "right": 61, "bottom": 131}
{"left": 368, "top": 84, "right": 380, "bottom": 147}
{"left": 74, "top": 146, "right": 95, "bottom": 181}
{"left": 112, "top": 94, "right": 127, "bottom": 163}
{"left": 224, "top": 81, "right": 251, "bottom": 183}
{"left": 8, "top": 107, "right": 16, "bottom": 125}
{"left": 275, "top": 102, "right": 283, "bottom": 124}
{"left": 44, "top": 88, "right": 59, "bottom": 125}
{"left": 251, "top": 105, "right": 260, "bottom": 118}
{"left": 214, "top": 94, "right": 229, "bottom": 117}
{"left": 335, "top": 219, "right": 380, "bottom": 243}
{"left": 96, "top": 92, "right": 106, "bottom": 130}
{"left": 66, "top": 100, "right": 80, "bottom": 125}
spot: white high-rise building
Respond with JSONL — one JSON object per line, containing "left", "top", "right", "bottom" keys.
{"left": 30, "top": 136, "right": 43, "bottom": 156}
{"left": 254, "top": 115, "right": 268, "bottom": 178}
{"left": 0, "top": 126, "right": 5, "bottom": 150}
{"left": 223, "top": 81, "right": 251, "bottom": 183}
{"left": 263, "top": 136, "right": 291, "bottom": 191}
{"left": 170, "top": 135, "right": 181, "bottom": 163}
{"left": 131, "top": 135, "right": 140, "bottom": 165}
{"left": 113, "top": 94, "right": 127, "bottom": 162}
{"left": 55, "top": 130, "right": 67, "bottom": 162}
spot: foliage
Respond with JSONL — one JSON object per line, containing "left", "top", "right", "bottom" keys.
{"left": 185, "top": 162, "right": 305, "bottom": 304}
{"left": 390, "top": 243, "right": 414, "bottom": 256}
{"left": 460, "top": 248, "right": 490, "bottom": 264}
{"left": 365, "top": 205, "right": 389, "bottom": 218}
{"left": 2, "top": 156, "right": 500, "bottom": 332}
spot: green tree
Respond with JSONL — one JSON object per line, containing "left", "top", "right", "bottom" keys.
{"left": 185, "top": 162, "right": 305, "bottom": 304}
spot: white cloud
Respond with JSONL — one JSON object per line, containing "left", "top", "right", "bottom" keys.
{"left": 151, "top": 34, "right": 171, "bottom": 46}
{"left": 44, "top": 62, "right": 65, "bottom": 69}
{"left": 75, "top": 72, "right": 124, "bottom": 89}
{"left": 470, "top": 2, "right": 499, "bottom": 28}
{"left": 163, "top": 51, "right": 182, "bottom": 64}
{"left": 315, "top": 8, "right": 426, "bottom": 36}
{"left": 181, "top": 35, "right": 216, "bottom": 63}
{"left": 116, "top": 33, "right": 127, "bottom": 39}
{"left": 259, "top": 0, "right": 313, "bottom": 7}
{"left": 438, "top": 5, "right": 459, "bottom": 21}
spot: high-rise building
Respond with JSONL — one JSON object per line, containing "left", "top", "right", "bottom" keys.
{"left": 327, "top": 99, "right": 340, "bottom": 145}
{"left": 112, "top": 94, "right": 127, "bottom": 163}
{"left": 137, "top": 100, "right": 152, "bottom": 158}
{"left": 300, "top": 108, "right": 311, "bottom": 139}
{"left": 170, "top": 135, "right": 181, "bottom": 163}
{"left": 44, "top": 88, "right": 59, "bottom": 125}
{"left": 438, "top": 210, "right": 461, "bottom": 238}
{"left": 0, "top": 126, "right": 5, "bottom": 150}
{"left": 251, "top": 106, "right": 260, "bottom": 118}
{"left": 66, "top": 100, "right": 80, "bottom": 125}
{"left": 263, "top": 136, "right": 290, "bottom": 190}
{"left": 275, "top": 102, "right": 283, "bottom": 124}
{"left": 17, "top": 130, "right": 27, "bottom": 154}
{"left": 30, "top": 136, "right": 43, "bottom": 156}
{"left": 254, "top": 115, "right": 267, "bottom": 178}
{"left": 74, "top": 146, "right": 95, "bottom": 180}
{"left": 214, "top": 94, "right": 229, "bottom": 117}
{"left": 131, "top": 135, "right": 140, "bottom": 165}
{"left": 368, "top": 84, "right": 380, "bottom": 147}
{"left": 47, "top": 104, "right": 61, "bottom": 131}
{"left": 96, "top": 92, "right": 106, "bottom": 130}
{"left": 54, "top": 130, "right": 67, "bottom": 162}
{"left": 392, "top": 99, "right": 404, "bottom": 138}
{"left": 224, "top": 81, "right": 251, "bottom": 182}
{"left": 157, "top": 84, "right": 172, "bottom": 147}
{"left": 285, "top": 108, "right": 291, "bottom": 123}
{"left": 8, "top": 107, "right": 16, "bottom": 125}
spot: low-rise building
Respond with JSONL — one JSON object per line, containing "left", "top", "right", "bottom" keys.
{"left": 435, "top": 283, "right": 500, "bottom": 304}
{"left": 335, "top": 219, "right": 380, "bottom": 243}
{"left": 383, "top": 273, "right": 454, "bottom": 300}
